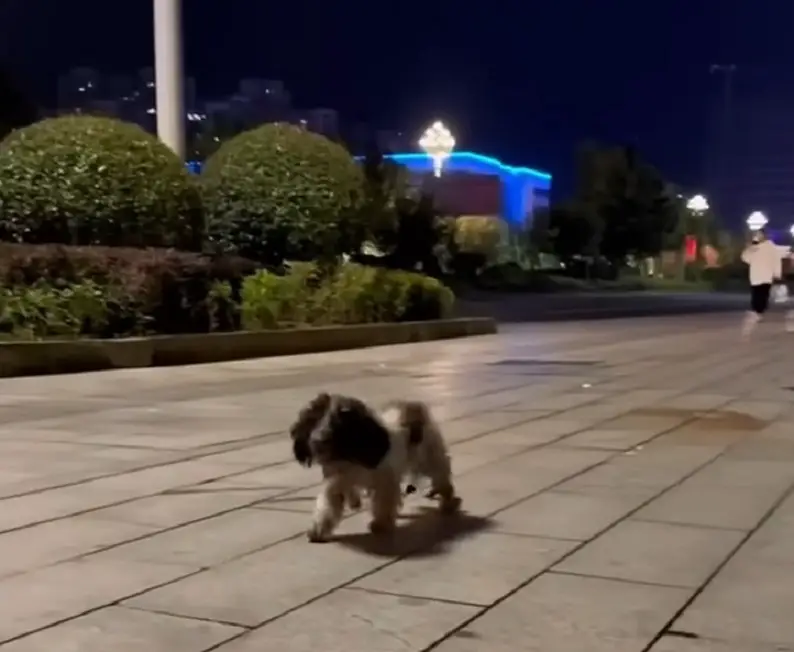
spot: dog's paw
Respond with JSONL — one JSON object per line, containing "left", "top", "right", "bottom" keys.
{"left": 307, "top": 523, "right": 331, "bottom": 543}
{"left": 440, "top": 495, "right": 462, "bottom": 514}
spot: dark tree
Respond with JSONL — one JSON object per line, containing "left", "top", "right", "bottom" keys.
{"left": 0, "top": 65, "right": 37, "bottom": 139}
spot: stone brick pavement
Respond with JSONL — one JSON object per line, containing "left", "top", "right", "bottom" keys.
{"left": 0, "top": 313, "right": 793, "bottom": 651}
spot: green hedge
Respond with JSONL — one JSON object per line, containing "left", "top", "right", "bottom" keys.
{"left": 201, "top": 122, "right": 364, "bottom": 265}
{"left": 0, "top": 115, "right": 203, "bottom": 249}
{"left": 241, "top": 262, "right": 454, "bottom": 329}
{"left": 0, "top": 245, "right": 454, "bottom": 339}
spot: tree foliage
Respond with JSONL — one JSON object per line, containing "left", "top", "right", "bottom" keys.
{"left": 533, "top": 142, "right": 680, "bottom": 270}
{"left": 0, "top": 115, "right": 203, "bottom": 249}
{"left": 358, "top": 148, "right": 447, "bottom": 275}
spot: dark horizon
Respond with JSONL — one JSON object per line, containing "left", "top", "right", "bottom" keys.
{"left": 3, "top": 1, "right": 794, "bottom": 202}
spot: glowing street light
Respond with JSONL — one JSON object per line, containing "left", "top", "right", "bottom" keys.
{"left": 419, "top": 121, "right": 455, "bottom": 177}
{"left": 686, "top": 194, "right": 709, "bottom": 213}
{"left": 746, "top": 211, "right": 768, "bottom": 231}
{"left": 789, "top": 224, "right": 794, "bottom": 238}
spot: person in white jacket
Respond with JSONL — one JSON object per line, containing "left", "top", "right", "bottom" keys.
{"left": 740, "top": 229, "right": 783, "bottom": 338}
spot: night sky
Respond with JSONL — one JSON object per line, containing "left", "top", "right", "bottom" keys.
{"left": 3, "top": 1, "right": 794, "bottom": 196}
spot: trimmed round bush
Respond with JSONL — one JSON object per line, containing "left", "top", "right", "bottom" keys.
{"left": 201, "top": 122, "right": 364, "bottom": 265}
{"left": 0, "top": 115, "right": 203, "bottom": 248}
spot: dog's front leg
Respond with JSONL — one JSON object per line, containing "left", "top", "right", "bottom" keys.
{"left": 368, "top": 468, "right": 401, "bottom": 535}
{"left": 308, "top": 474, "right": 346, "bottom": 543}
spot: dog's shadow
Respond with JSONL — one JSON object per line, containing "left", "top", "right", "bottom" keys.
{"left": 332, "top": 506, "right": 493, "bottom": 558}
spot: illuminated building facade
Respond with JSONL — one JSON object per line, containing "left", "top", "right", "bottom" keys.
{"left": 383, "top": 152, "right": 551, "bottom": 226}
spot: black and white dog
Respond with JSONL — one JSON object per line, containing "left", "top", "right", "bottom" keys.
{"left": 289, "top": 393, "right": 460, "bottom": 542}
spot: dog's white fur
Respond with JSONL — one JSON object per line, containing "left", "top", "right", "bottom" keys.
{"left": 290, "top": 395, "right": 460, "bottom": 543}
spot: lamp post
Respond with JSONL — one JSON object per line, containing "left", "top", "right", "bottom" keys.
{"left": 746, "top": 211, "right": 768, "bottom": 232}
{"left": 678, "top": 194, "right": 709, "bottom": 278}
{"left": 419, "top": 121, "right": 455, "bottom": 177}
{"left": 153, "top": 0, "right": 185, "bottom": 158}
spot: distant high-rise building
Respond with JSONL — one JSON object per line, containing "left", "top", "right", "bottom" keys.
{"left": 56, "top": 67, "right": 103, "bottom": 113}
{"left": 705, "top": 68, "right": 794, "bottom": 229}
{"left": 56, "top": 66, "right": 201, "bottom": 136}
{"left": 297, "top": 108, "right": 339, "bottom": 138}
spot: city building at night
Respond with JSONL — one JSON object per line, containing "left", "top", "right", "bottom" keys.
{"left": 382, "top": 151, "right": 552, "bottom": 226}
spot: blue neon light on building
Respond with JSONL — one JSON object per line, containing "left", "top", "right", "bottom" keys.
{"left": 187, "top": 150, "right": 552, "bottom": 225}
{"left": 378, "top": 152, "right": 551, "bottom": 225}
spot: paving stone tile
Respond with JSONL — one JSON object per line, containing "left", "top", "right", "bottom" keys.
{"left": 494, "top": 489, "right": 649, "bottom": 540}
{"left": 635, "top": 482, "right": 786, "bottom": 531}
{"left": 649, "top": 636, "right": 788, "bottom": 652}
{"left": 0, "top": 606, "right": 242, "bottom": 652}
{"left": 352, "top": 532, "right": 575, "bottom": 605}
{"left": 559, "top": 428, "right": 655, "bottom": 451}
{"left": 674, "top": 559, "right": 794, "bottom": 648}
{"left": 556, "top": 519, "right": 744, "bottom": 588}
{"left": 90, "top": 489, "right": 267, "bottom": 528}
{"left": 213, "top": 588, "right": 478, "bottom": 652}
{"left": 0, "top": 558, "right": 193, "bottom": 643}
{"left": 453, "top": 448, "right": 611, "bottom": 516}
{"left": 431, "top": 573, "right": 689, "bottom": 652}
{"left": 98, "top": 508, "right": 307, "bottom": 568}
{"left": 0, "top": 515, "right": 155, "bottom": 578}
{"left": 124, "top": 537, "right": 388, "bottom": 627}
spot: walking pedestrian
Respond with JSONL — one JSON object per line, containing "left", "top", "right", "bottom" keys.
{"left": 740, "top": 229, "right": 782, "bottom": 339}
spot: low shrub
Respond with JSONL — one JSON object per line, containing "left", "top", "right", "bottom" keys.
{"left": 0, "top": 280, "right": 116, "bottom": 339}
{"left": 241, "top": 262, "right": 454, "bottom": 330}
{"left": 0, "top": 243, "right": 258, "bottom": 337}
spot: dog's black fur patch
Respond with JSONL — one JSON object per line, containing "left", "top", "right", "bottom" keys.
{"left": 289, "top": 393, "right": 391, "bottom": 470}
{"left": 328, "top": 396, "right": 391, "bottom": 469}
{"left": 289, "top": 392, "right": 332, "bottom": 467}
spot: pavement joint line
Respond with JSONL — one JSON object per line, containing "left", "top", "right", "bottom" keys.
{"left": 628, "top": 516, "right": 754, "bottom": 534}
{"left": 483, "top": 530, "right": 583, "bottom": 544}
{"left": 120, "top": 603, "right": 253, "bottom": 631}
{"left": 546, "top": 569, "right": 694, "bottom": 591}
{"left": 639, "top": 472, "right": 794, "bottom": 652}
{"left": 342, "top": 585, "right": 488, "bottom": 609}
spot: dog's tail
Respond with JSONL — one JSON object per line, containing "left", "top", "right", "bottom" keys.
{"left": 289, "top": 392, "right": 332, "bottom": 467}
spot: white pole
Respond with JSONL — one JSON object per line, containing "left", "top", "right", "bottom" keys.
{"left": 153, "top": 0, "right": 185, "bottom": 158}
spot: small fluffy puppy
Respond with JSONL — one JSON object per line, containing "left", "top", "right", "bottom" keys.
{"left": 290, "top": 393, "right": 460, "bottom": 543}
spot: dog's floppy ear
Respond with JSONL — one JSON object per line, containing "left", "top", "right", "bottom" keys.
{"left": 338, "top": 397, "right": 391, "bottom": 469}
{"left": 289, "top": 392, "right": 332, "bottom": 467}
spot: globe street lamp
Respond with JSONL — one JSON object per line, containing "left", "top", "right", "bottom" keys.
{"left": 153, "top": 0, "right": 186, "bottom": 158}
{"left": 419, "top": 121, "right": 455, "bottom": 177}
{"left": 686, "top": 194, "right": 709, "bottom": 213}
{"left": 746, "top": 211, "right": 768, "bottom": 231}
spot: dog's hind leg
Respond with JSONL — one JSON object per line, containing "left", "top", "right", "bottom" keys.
{"left": 368, "top": 469, "right": 401, "bottom": 535}
{"left": 427, "top": 458, "right": 461, "bottom": 514}
{"left": 345, "top": 486, "right": 362, "bottom": 511}
{"left": 308, "top": 475, "right": 346, "bottom": 543}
